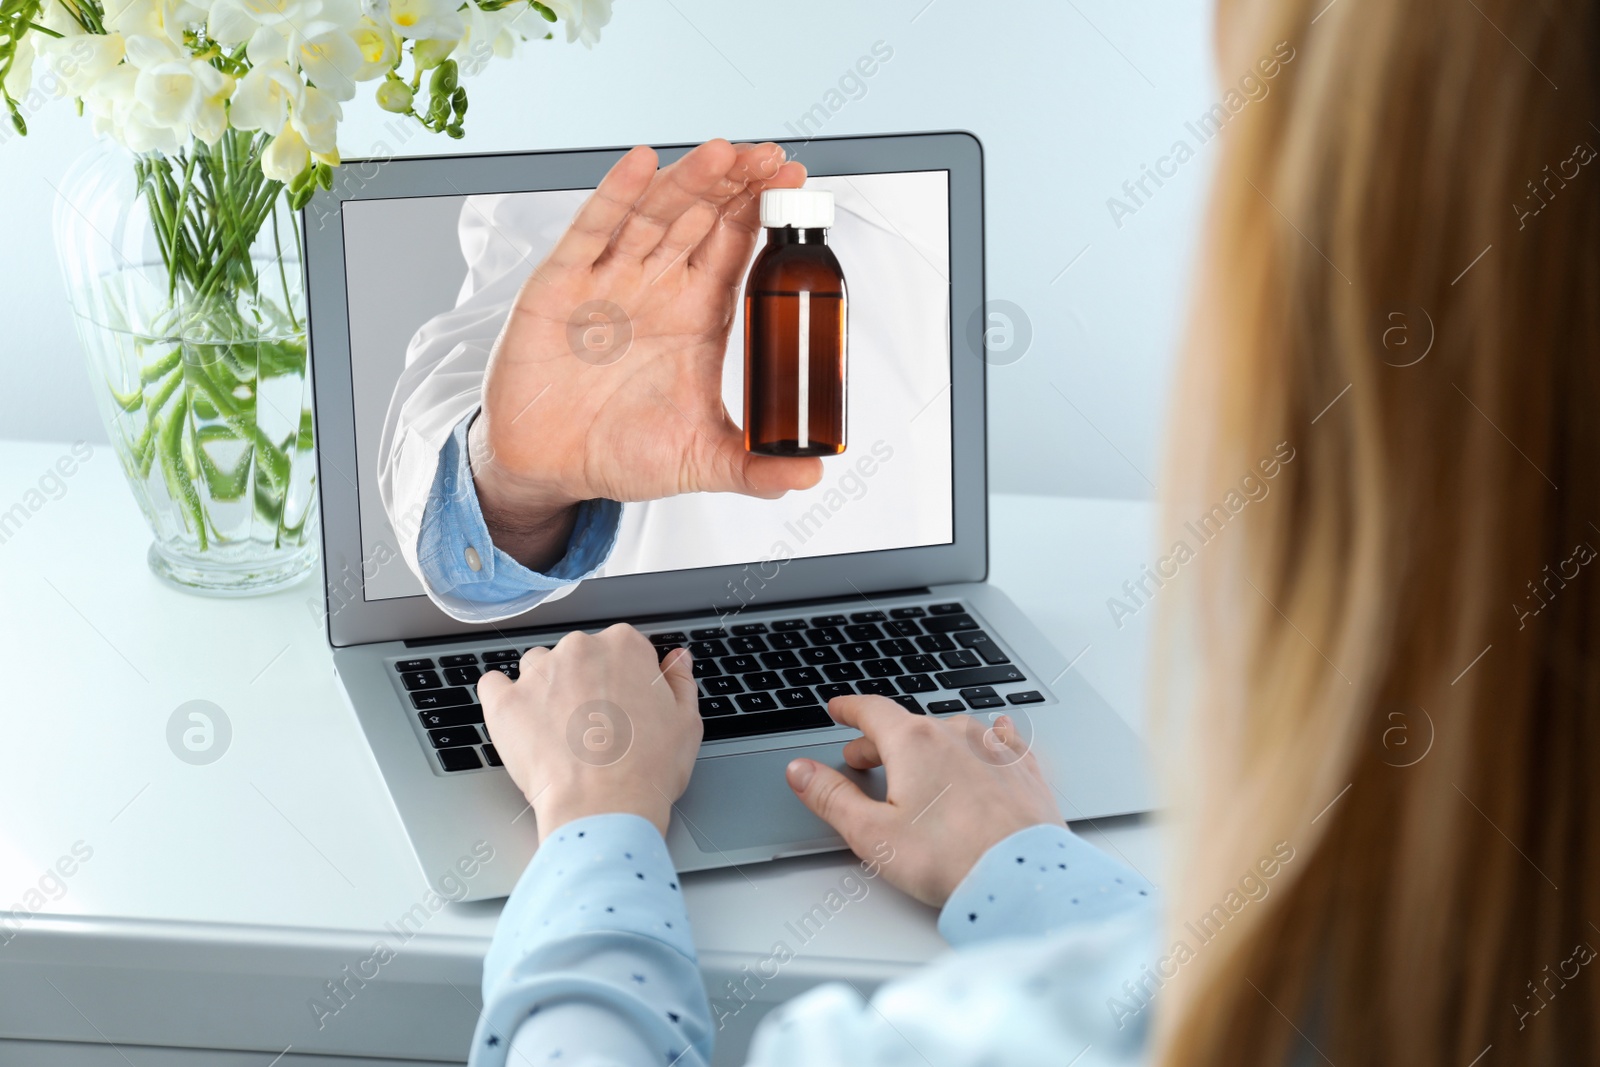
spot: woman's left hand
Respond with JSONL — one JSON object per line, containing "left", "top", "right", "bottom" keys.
{"left": 477, "top": 624, "right": 703, "bottom": 841}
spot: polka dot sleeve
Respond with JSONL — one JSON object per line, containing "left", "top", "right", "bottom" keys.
{"left": 471, "top": 813, "right": 711, "bottom": 1067}
{"left": 936, "top": 823, "right": 1156, "bottom": 948}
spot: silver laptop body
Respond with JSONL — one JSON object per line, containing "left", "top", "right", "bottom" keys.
{"left": 303, "top": 132, "right": 1151, "bottom": 902}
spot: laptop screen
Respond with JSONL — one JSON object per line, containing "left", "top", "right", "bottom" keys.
{"left": 339, "top": 169, "right": 955, "bottom": 607}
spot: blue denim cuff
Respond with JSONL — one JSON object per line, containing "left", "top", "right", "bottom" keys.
{"left": 415, "top": 410, "right": 622, "bottom": 619}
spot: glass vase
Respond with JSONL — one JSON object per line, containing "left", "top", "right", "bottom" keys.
{"left": 53, "top": 132, "right": 318, "bottom": 596}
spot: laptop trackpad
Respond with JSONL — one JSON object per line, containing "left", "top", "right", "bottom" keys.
{"left": 677, "top": 741, "right": 887, "bottom": 855}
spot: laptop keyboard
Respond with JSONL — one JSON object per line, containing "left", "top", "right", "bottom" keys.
{"left": 390, "top": 601, "right": 1046, "bottom": 774}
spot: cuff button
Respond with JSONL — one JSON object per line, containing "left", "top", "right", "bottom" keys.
{"left": 464, "top": 546, "right": 483, "bottom": 572}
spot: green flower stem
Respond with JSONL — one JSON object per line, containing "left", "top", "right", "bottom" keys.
{"left": 131, "top": 127, "right": 311, "bottom": 552}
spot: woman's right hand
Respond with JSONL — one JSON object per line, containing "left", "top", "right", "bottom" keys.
{"left": 785, "top": 696, "right": 1065, "bottom": 908}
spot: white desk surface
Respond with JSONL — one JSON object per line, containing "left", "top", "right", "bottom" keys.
{"left": 0, "top": 437, "right": 1162, "bottom": 1065}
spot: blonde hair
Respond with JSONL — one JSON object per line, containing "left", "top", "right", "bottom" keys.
{"left": 1152, "top": 0, "right": 1600, "bottom": 1063}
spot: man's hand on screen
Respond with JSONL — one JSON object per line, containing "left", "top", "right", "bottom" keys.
{"left": 467, "top": 140, "right": 823, "bottom": 570}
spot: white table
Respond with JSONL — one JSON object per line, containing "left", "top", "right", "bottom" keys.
{"left": 0, "top": 437, "right": 1162, "bottom": 1066}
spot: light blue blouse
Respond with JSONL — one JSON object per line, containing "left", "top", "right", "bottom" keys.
{"left": 419, "top": 415, "right": 1162, "bottom": 1065}
{"left": 470, "top": 815, "right": 1157, "bottom": 1067}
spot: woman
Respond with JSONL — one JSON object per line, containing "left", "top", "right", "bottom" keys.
{"left": 467, "top": 0, "right": 1600, "bottom": 1062}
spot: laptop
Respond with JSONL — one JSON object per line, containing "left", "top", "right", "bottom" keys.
{"left": 302, "top": 131, "right": 1151, "bottom": 902}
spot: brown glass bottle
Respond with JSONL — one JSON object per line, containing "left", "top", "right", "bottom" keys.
{"left": 744, "top": 189, "right": 848, "bottom": 456}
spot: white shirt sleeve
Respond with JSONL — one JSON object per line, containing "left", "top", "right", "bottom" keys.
{"left": 375, "top": 190, "right": 588, "bottom": 621}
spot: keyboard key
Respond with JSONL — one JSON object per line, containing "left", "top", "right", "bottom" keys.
{"left": 721, "top": 655, "right": 761, "bottom": 674}
{"left": 890, "top": 695, "right": 925, "bottom": 714}
{"left": 903, "top": 654, "right": 939, "bottom": 674}
{"left": 955, "top": 630, "right": 1012, "bottom": 665}
{"left": 689, "top": 639, "right": 729, "bottom": 658}
{"left": 437, "top": 747, "right": 483, "bottom": 772}
{"left": 729, "top": 635, "right": 768, "bottom": 654}
{"left": 439, "top": 653, "right": 478, "bottom": 667}
{"left": 923, "top": 614, "right": 981, "bottom": 634}
{"left": 401, "top": 670, "right": 442, "bottom": 691}
{"left": 654, "top": 642, "right": 684, "bottom": 661}
{"left": 699, "top": 696, "right": 737, "bottom": 717}
{"left": 890, "top": 606, "right": 927, "bottom": 619}
{"left": 772, "top": 618, "right": 809, "bottom": 631}
{"left": 863, "top": 658, "right": 904, "bottom": 678}
{"left": 776, "top": 687, "right": 819, "bottom": 708}
{"left": 845, "top": 623, "right": 885, "bottom": 642}
{"left": 960, "top": 686, "right": 1004, "bottom": 709}
{"left": 783, "top": 667, "right": 824, "bottom": 686}
{"left": 704, "top": 676, "right": 744, "bottom": 696}
{"left": 482, "top": 649, "right": 520, "bottom": 663}
{"left": 429, "top": 726, "right": 480, "bottom": 749}
{"left": 940, "top": 649, "right": 982, "bottom": 669}
{"left": 691, "top": 628, "right": 729, "bottom": 640}
{"left": 816, "top": 683, "right": 855, "bottom": 701}
{"left": 443, "top": 665, "right": 482, "bottom": 687}
{"left": 898, "top": 674, "right": 937, "bottom": 694}
{"left": 768, "top": 632, "right": 808, "bottom": 650}
{"left": 857, "top": 679, "right": 898, "bottom": 697}
{"left": 1007, "top": 690, "right": 1045, "bottom": 705}
{"left": 731, "top": 622, "right": 769, "bottom": 635}
{"left": 823, "top": 662, "right": 865, "bottom": 682}
{"left": 483, "top": 662, "right": 520, "bottom": 680}
{"left": 839, "top": 642, "right": 877, "bottom": 661}
{"left": 745, "top": 671, "right": 784, "bottom": 691}
{"left": 915, "top": 633, "right": 957, "bottom": 653}
{"left": 799, "top": 646, "right": 840, "bottom": 665}
{"left": 928, "top": 699, "right": 966, "bottom": 713}
{"left": 735, "top": 691, "right": 780, "bottom": 713}
{"left": 482, "top": 744, "right": 503, "bottom": 767}
{"left": 877, "top": 638, "right": 915, "bottom": 658}
{"left": 808, "top": 627, "right": 845, "bottom": 645}
{"left": 649, "top": 632, "right": 688, "bottom": 645}
{"left": 395, "top": 658, "right": 434, "bottom": 672}
{"left": 411, "top": 688, "right": 474, "bottom": 710}
{"left": 850, "top": 610, "right": 887, "bottom": 623}
{"left": 418, "top": 706, "right": 484, "bottom": 730}
{"left": 929, "top": 602, "right": 965, "bottom": 615}
{"left": 935, "top": 665, "right": 1027, "bottom": 688}
{"left": 692, "top": 658, "right": 722, "bottom": 679}
{"left": 884, "top": 619, "right": 922, "bottom": 638}
{"left": 810, "top": 614, "right": 848, "bottom": 627}
{"left": 759, "top": 650, "right": 801, "bottom": 670}
{"left": 703, "top": 705, "right": 833, "bottom": 741}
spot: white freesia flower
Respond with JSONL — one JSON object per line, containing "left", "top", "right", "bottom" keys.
{"left": 127, "top": 41, "right": 235, "bottom": 144}
{"left": 102, "top": 0, "right": 192, "bottom": 47}
{"left": 261, "top": 119, "right": 309, "bottom": 181}
{"left": 383, "top": 0, "right": 462, "bottom": 42}
{"left": 133, "top": 52, "right": 217, "bottom": 121}
{"left": 290, "top": 83, "right": 341, "bottom": 156}
{"left": 227, "top": 58, "right": 306, "bottom": 133}
{"left": 36, "top": 33, "right": 127, "bottom": 99}
{"left": 40, "top": 0, "right": 88, "bottom": 37}
{"left": 349, "top": 17, "right": 399, "bottom": 80}
{"left": 454, "top": 1, "right": 519, "bottom": 75}
{"left": 289, "top": 27, "right": 365, "bottom": 99}
{"left": 3, "top": 33, "right": 35, "bottom": 99}
{"left": 83, "top": 64, "right": 186, "bottom": 153}
{"left": 209, "top": 0, "right": 362, "bottom": 48}
{"left": 543, "top": 0, "right": 610, "bottom": 48}
{"left": 10, "top": 0, "right": 617, "bottom": 187}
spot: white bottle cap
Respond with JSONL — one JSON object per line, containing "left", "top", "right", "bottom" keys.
{"left": 760, "top": 188, "right": 835, "bottom": 229}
